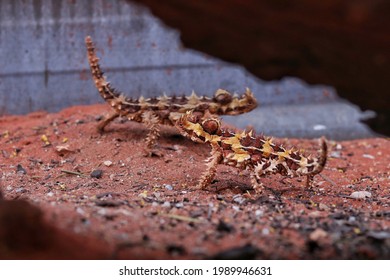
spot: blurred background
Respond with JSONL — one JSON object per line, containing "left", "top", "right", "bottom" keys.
{"left": 0, "top": 0, "right": 388, "bottom": 139}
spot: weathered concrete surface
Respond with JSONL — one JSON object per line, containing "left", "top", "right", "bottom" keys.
{"left": 0, "top": 0, "right": 377, "bottom": 140}
{"left": 225, "top": 102, "right": 377, "bottom": 140}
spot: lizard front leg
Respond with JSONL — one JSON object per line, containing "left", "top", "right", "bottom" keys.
{"left": 197, "top": 144, "right": 223, "bottom": 189}
{"left": 249, "top": 171, "right": 265, "bottom": 194}
{"left": 141, "top": 111, "right": 161, "bottom": 156}
{"left": 306, "top": 175, "right": 314, "bottom": 188}
{"left": 250, "top": 165, "right": 266, "bottom": 194}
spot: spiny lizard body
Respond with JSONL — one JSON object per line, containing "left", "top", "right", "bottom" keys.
{"left": 85, "top": 36, "right": 257, "bottom": 154}
{"left": 176, "top": 112, "right": 327, "bottom": 192}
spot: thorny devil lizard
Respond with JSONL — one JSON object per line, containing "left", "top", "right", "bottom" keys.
{"left": 85, "top": 36, "right": 257, "bottom": 155}
{"left": 176, "top": 111, "right": 327, "bottom": 192}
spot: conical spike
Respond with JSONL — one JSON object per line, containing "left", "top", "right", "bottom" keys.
{"left": 190, "top": 90, "right": 199, "bottom": 98}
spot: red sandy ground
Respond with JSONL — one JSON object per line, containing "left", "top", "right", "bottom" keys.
{"left": 0, "top": 104, "right": 389, "bottom": 259}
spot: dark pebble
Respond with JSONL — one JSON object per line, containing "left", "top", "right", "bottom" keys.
{"left": 216, "top": 219, "right": 235, "bottom": 233}
{"left": 16, "top": 164, "right": 27, "bottom": 174}
{"left": 211, "top": 244, "right": 261, "bottom": 260}
{"left": 95, "top": 200, "right": 122, "bottom": 207}
{"left": 166, "top": 244, "right": 186, "bottom": 256}
{"left": 75, "top": 119, "right": 85, "bottom": 124}
{"left": 90, "top": 169, "right": 103, "bottom": 179}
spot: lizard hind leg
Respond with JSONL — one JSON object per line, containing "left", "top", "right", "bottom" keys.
{"left": 97, "top": 111, "right": 120, "bottom": 132}
{"left": 197, "top": 146, "right": 223, "bottom": 190}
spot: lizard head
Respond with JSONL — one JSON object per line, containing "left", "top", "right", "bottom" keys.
{"left": 175, "top": 111, "right": 222, "bottom": 144}
{"left": 209, "top": 88, "right": 258, "bottom": 115}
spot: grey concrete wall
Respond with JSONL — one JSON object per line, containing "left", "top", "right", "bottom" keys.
{"left": 0, "top": 0, "right": 375, "bottom": 139}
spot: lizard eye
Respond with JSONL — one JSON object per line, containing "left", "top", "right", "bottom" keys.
{"left": 214, "top": 89, "right": 232, "bottom": 105}
{"left": 187, "top": 112, "right": 201, "bottom": 123}
{"left": 202, "top": 119, "right": 220, "bottom": 135}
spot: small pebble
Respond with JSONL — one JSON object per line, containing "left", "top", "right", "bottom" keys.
{"left": 255, "top": 210, "right": 264, "bottom": 217}
{"left": 162, "top": 201, "right": 171, "bottom": 208}
{"left": 362, "top": 154, "right": 375, "bottom": 159}
{"left": 15, "top": 187, "right": 26, "bottom": 193}
{"left": 350, "top": 191, "right": 371, "bottom": 199}
{"left": 164, "top": 184, "right": 173, "bottom": 190}
{"left": 310, "top": 228, "right": 328, "bottom": 241}
{"left": 97, "top": 208, "right": 107, "bottom": 216}
{"left": 55, "top": 144, "right": 73, "bottom": 153}
{"left": 103, "top": 160, "right": 113, "bottom": 167}
{"left": 95, "top": 115, "right": 104, "bottom": 121}
{"left": 76, "top": 207, "right": 86, "bottom": 215}
{"left": 90, "top": 169, "right": 103, "bottom": 179}
{"left": 75, "top": 119, "right": 85, "bottom": 124}
{"left": 319, "top": 203, "right": 330, "bottom": 211}
{"left": 262, "top": 228, "right": 270, "bottom": 235}
{"left": 171, "top": 145, "right": 180, "bottom": 151}
{"left": 309, "top": 211, "right": 322, "bottom": 218}
{"left": 175, "top": 202, "right": 184, "bottom": 208}
{"left": 2, "top": 150, "right": 10, "bottom": 158}
{"left": 233, "top": 194, "right": 246, "bottom": 204}
{"left": 330, "top": 151, "right": 341, "bottom": 158}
